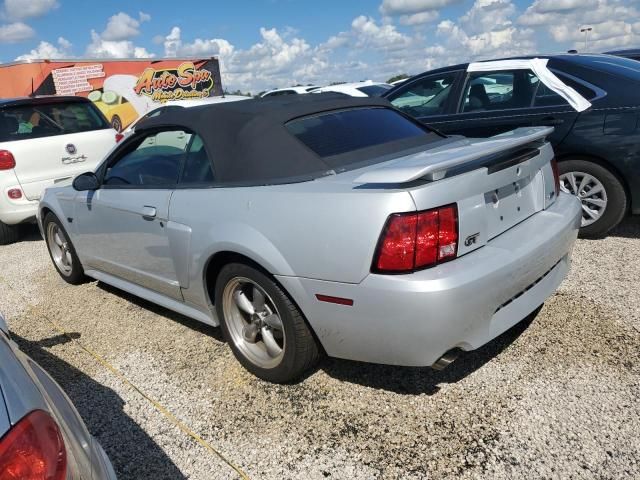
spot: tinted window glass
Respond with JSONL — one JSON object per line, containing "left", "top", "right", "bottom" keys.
{"left": 462, "top": 71, "right": 537, "bottom": 112}
{"left": 104, "top": 130, "right": 191, "bottom": 187}
{"left": 265, "top": 90, "right": 296, "bottom": 97}
{"left": 0, "top": 101, "right": 109, "bottom": 142}
{"left": 180, "top": 135, "right": 214, "bottom": 185}
{"left": 389, "top": 73, "right": 456, "bottom": 117}
{"left": 357, "top": 84, "right": 391, "bottom": 97}
{"left": 530, "top": 71, "right": 596, "bottom": 106}
{"left": 556, "top": 73, "right": 596, "bottom": 100}
{"left": 286, "top": 107, "right": 427, "bottom": 158}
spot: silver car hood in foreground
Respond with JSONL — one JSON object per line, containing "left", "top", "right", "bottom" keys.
{"left": 352, "top": 126, "right": 554, "bottom": 184}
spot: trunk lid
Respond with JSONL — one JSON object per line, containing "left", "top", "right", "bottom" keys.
{"left": 352, "top": 127, "right": 557, "bottom": 256}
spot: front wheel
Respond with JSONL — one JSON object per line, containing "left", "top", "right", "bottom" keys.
{"left": 558, "top": 159, "right": 627, "bottom": 238}
{"left": 215, "top": 263, "right": 320, "bottom": 383}
{"left": 44, "top": 213, "right": 87, "bottom": 284}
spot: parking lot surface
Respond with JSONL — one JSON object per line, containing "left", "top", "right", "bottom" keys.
{"left": 1, "top": 220, "right": 639, "bottom": 479}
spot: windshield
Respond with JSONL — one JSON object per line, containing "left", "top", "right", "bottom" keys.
{"left": 357, "top": 84, "right": 392, "bottom": 97}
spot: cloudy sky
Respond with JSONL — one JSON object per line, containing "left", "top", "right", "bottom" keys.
{"left": 0, "top": 0, "right": 638, "bottom": 93}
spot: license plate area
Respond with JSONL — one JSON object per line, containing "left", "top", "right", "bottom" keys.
{"left": 484, "top": 174, "right": 538, "bottom": 239}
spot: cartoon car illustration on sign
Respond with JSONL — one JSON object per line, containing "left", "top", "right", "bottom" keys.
{"left": 88, "top": 89, "right": 138, "bottom": 132}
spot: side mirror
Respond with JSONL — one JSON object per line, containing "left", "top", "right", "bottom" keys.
{"left": 72, "top": 172, "right": 100, "bottom": 191}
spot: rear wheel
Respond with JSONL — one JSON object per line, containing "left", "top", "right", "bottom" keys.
{"left": 0, "top": 221, "right": 20, "bottom": 245}
{"left": 43, "top": 213, "right": 87, "bottom": 284}
{"left": 558, "top": 159, "right": 627, "bottom": 238}
{"left": 215, "top": 263, "right": 320, "bottom": 383}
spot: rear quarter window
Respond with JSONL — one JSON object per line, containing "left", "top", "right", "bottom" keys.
{"left": 285, "top": 107, "right": 428, "bottom": 158}
{"left": 0, "top": 101, "right": 110, "bottom": 142}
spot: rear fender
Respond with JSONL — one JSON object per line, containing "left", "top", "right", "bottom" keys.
{"left": 181, "top": 221, "right": 296, "bottom": 308}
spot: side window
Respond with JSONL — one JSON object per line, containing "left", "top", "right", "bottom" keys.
{"left": 531, "top": 71, "right": 596, "bottom": 107}
{"left": 389, "top": 73, "right": 457, "bottom": 117}
{"left": 531, "top": 74, "right": 568, "bottom": 107}
{"left": 104, "top": 130, "right": 192, "bottom": 187}
{"left": 462, "top": 71, "right": 537, "bottom": 112}
{"left": 180, "top": 135, "right": 214, "bottom": 185}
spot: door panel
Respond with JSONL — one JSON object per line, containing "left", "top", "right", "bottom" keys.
{"left": 73, "top": 189, "right": 182, "bottom": 299}
{"left": 70, "top": 128, "right": 194, "bottom": 300}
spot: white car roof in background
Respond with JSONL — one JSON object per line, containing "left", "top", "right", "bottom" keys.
{"left": 314, "top": 81, "right": 392, "bottom": 97}
{"left": 125, "top": 95, "right": 250, "bottom": 132}
{"left": 164, "top": 95, "right": 250, "bottom": 108}
{"left": 261, "top": 86, "right": 319, "bottom": 96}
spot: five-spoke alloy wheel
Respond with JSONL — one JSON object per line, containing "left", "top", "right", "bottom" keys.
{"left": 222, "top": 277, "right": 286, "bottom": 369}
{"left": 215, "top": 263, "right": 320, "bottom": 383}
{"left": 43, "top": 213, "right": 87, "bottom": 284}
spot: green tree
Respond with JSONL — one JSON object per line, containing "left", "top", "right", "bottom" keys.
{"left": 387, "top": 73, "right": 410, "bottom": 84}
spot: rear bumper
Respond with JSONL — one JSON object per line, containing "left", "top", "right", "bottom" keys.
{"left": 277, "top": 192, "right": 582, "bottom": 367}
{"left": 0, "top": 190, "right": 38, "bottom": 225}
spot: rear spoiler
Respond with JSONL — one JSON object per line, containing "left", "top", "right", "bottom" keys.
{"left": 352, "top": 126, "right": 554, "bottom": 185}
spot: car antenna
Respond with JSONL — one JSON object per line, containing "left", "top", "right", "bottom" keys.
{"left": 29, "top": 78, "right": 35, "bottom": 97}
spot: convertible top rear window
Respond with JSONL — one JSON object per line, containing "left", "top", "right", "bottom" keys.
{"left": 286, "top": 107, "right": 427, "bottom": 158}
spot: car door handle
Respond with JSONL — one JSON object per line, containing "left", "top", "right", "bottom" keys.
{"left": 141, "top": 206, "right": 157, "bottom": 220}
{"left": 541, "top": 116, "right": 564, "bottom": 126}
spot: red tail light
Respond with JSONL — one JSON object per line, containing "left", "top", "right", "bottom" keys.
{"left": 550, "top": 158, "right": 560, "bottom": 196}
{"left": 0, "top": 410, "right": 67, "bottom": 480}
{"left": 373, "top": 204, "right": 458, "bottom": 273}
{"left": 115, "top": 133, "right": 124, "bottom": 143}
{"left": 7, "top": 188, "right": 22, "bottom": 200}
{"left": 0, "top": 150, "right": 16, "bottom": 170}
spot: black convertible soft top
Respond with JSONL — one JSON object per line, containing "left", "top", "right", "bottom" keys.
{"left": 136, "top": 93, "right": 438, "bottom": 185}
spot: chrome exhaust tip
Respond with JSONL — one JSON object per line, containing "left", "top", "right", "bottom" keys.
{"left": 431, "top": 349, "right": 460, "bottom": 371}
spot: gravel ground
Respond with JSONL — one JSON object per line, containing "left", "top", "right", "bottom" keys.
{"left": 0, "top": 219, "right": 638, "bottom": 479}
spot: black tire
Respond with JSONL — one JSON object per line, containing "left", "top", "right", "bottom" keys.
{"left": 43, "top": 213, "right": 88, "bottom": 285}
{"left": 558, "top": 159, "right": 627, "bottom": 238}
{"left": 215, "top": 262, "right": 320, "bottom": 383}
{"left": 0, "top": 220, "right": 20, "bottom": 245}
{"left": 111, "top": 115, "right": 123, "bottom": 132}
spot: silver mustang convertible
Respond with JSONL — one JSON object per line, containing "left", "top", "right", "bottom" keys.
{"left": 39, "top": 94, "right": 581, "bottom": 383}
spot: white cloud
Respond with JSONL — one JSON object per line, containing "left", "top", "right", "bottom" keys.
{"left": 0, "top": 22, "right": 34, "bottom": 43}
{"left": 3, "top": 0, "right": 57, "bottom": 21}
{"left": 163, "top": 27, "right": 234, "bottom": 58}
{"left": 162, "top": 26, "right": 324, "bottom": 92}
{"left": 15, "top": 36, "right": 71, "bottom": 60}
{"left": 459, "top": 0, "right": 515, "bottom": 35}
{"left": 380, "top": 0, "right": 462, "bottom": 15}
{"left": 138, "top": 11, "right": 151, "bottom": 23}
{"left": 101, "top": 12, "right": 148, "bottom": 41}
{"left": 518, "top": 0, "right": 640, "bottom": 51}
{"left": 351, "top": 15, "right": 413, "bottom": 51}
{"left": 85, "top": 30, "right": 153, "bottom": 58}
{"left": 399, "top": 11, "right": 440, "bottom": 25}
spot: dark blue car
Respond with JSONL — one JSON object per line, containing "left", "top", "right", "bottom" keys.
{"left": 384, "top": 54, "right": 640, "bottom": 237}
